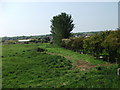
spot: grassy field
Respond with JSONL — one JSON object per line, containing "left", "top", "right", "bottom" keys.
{"left": 2, "top": 43, "right": 120, "bottom": 88}
{"left": 38, "top": 43, "right": 106, "bottom": 64}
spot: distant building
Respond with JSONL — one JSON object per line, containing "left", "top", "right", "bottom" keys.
{"left": 72, "top": 35, "right": 80, "bottom": 37}
{"left": 99, "top": 56, "right": 103, "bottom": 59}
{"left": 85, "top": 36, "right": 90, "bottom": 38}
{"left": 18, "top": 39, "right": 31, "bottom": 42}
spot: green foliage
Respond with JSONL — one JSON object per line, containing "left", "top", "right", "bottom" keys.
{"left": 61, "top": 38, "right": 72, "bottom": 49}
{"left": 63, "top": 30, "right": 119, "bottom": 63}
{"left": 50, "top": 12, "right": 74, "bottom": 46}
{"left": 101, "top": 30, "right": 120, "bottom": 62}
{"left": 83, "top": 31, "right": 111, "bottom": 55}
{"left": 83, "top": 37, "right": 92, "bottom": 53}
{"left": 71, "top": 37, "right": 84, "bottom": 50}
{"left": 104, "top": 30, "right": 120, "bottom": 50}
{"left": 61, "top": 37, "right": 84, "bottom": 52}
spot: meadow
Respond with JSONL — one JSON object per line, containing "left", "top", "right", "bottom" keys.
{"left": 2, "top": 43, "right": 120, "bottom": 88}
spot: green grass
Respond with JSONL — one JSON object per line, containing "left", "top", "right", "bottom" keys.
{"left": 2, "top": 43, "right": 120, "bottom": 88}
{"left": 38, "top": 43, "right": 105, "bottom": 65}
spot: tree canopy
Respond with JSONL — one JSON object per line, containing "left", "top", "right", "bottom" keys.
{"left": 50, "top": 12, "right": 74, "bottom": 45}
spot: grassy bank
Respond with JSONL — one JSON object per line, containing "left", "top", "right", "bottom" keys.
{"left": 2, "top": 43, "right": 119, "bottom": 88}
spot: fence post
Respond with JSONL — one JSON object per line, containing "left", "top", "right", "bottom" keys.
{"left": 117, "top": 68, "right": 120, "bottom": 76}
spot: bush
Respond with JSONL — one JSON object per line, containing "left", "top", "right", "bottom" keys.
{"left": 36, "top": 47, "right": 45, "bottom": 52}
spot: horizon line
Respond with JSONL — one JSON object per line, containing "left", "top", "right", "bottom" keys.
{"left": 1, "top": 29, "right": 116, "bottom": 37}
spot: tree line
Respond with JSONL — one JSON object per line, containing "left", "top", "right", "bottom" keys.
{"left": 50, "top": 12, "right": 120, "bottom": 63}
{"left": 61, "top": 30, "right": 120, "bottom": 63}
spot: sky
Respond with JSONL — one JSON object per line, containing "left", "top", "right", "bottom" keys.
{"left": 0, "top": 1, "right": 118, "bottom": 37}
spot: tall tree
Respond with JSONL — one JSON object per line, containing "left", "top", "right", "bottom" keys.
{"left": 50, "top": 12, "right": 74, "bottom": 45}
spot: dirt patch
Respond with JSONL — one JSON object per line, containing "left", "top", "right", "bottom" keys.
{"left": 75, "top": 60, "right": 113, "bottom": 71}
{"left": 75, "top": 60, "right": 96, "bottom": 71}
{"left": 100, "top": 63, "right": 112, "bottom": 67}
{"left": 47, "top": 52, "right": 113, "bottom": 71}
{"left": 47, "top": 52, "right": 95, "bottom": 71}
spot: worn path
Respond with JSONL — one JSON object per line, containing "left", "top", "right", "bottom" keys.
{"left": 47, "top": 52, "right": 112, "bottom": 71}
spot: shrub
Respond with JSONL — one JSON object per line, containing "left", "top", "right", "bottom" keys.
{"left": 36, "top": 47, "right": 45, "bottom": 52}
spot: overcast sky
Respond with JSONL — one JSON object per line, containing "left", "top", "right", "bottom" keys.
{"left": 0, "top": 1, "right": 118, "bottom": 37}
